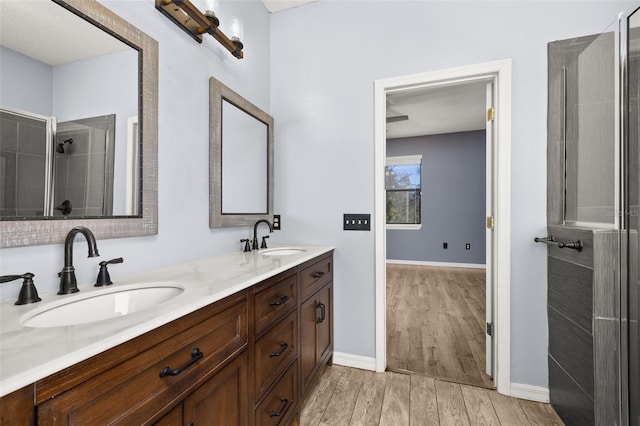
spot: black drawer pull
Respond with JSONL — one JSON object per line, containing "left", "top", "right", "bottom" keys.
{"left": 159, "top": 348, "right": 203, "bottom": 378}
{"left": 270, "top": 341, "right": 289, "bottom": 357}
{"left": 269, "top": 295, "right": 289, "bottom": 307}
{"left": 269, "top": 397, "right": 289, "bottom": 417}
{"left": 316, "top": 302, "right": 326, "bottom": 324}
{"left": 312, "top": 271, "right": 325, "bottom": 279}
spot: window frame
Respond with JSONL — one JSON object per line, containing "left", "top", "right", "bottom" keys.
{"left": 385, "top": 154, "right": 422, "bottom": 230}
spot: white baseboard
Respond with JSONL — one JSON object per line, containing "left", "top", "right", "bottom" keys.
{"left": 509, "top": 383, "right": 549, "bottom": 403}
{"left": 332, "top": 352, "right": 376, "bottom": 371}
{"left": 386, "top": 259, "right": 486, "bottom": 269}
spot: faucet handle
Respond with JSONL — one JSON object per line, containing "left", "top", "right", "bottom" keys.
{"left": 240, "top": 239, "right": 251, "bottom": 252}
{"left": 261, "top": 235, "right": 270, "bottom": 249}
{"left": 0, "top": 273, "right": 41, "bottom": 305}
{"left": 95, "top": 257, "right": 124, "bottom": 287}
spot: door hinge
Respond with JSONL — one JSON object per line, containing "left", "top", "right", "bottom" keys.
{"left": 486, "top": 322, "right": 494, "bottom": 337}
{"left": 486, "top": 216, "right": 495, "bottom": 230}
{"left": 487, "top": 107, "right": 495, "bottom": 122}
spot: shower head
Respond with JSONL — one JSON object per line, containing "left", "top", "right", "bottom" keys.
{"left": 56, "top": 138, "right": 73, "bottom": 154}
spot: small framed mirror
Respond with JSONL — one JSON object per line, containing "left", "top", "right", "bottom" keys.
{"left": 209, "top": 77, "right": 274, "bottom": 228}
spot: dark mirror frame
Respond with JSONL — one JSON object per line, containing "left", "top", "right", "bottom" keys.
{"left": 0, "top": 0, "right": 158, "bottom": 248}
{"left": 209, "top": 77, "right": 274, "bottom": 228}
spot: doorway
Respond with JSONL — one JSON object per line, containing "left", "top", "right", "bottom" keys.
{"left": 374, "top": 60, "right": 512, "bottom": 395}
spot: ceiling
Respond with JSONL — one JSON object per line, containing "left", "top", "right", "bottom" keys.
{"left": 261, "top": 0, "right": 317, "bottom": 13}
{"left": 0, "top": 0, "right": 130, "bottom": 66}
{"left": 386, "top": 81, "right": 488, "bottom": 139}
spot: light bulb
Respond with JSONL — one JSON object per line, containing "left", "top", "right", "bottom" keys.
{"left": 204, "top": 0, "right": 218, "bottom": 14}
{"left": 231, "top": 16, "right": 243, "bottom": 42}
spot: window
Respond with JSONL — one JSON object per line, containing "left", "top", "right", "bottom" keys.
{"left": 386, "top": 155, "right": 422, "bottom": 229}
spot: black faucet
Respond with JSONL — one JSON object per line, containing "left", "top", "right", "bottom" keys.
{"left": 58, "top": 226, "right": 100, "bottom": 295}
{"left": 252, "top": 219, "right": 273, "bottom": 250}
{"left": 0, "top": 273, "right": 41, "bottom": 305}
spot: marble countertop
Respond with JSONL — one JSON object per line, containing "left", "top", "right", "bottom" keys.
{"left": 0, "top": 245, "right": 333, "bottom": 397}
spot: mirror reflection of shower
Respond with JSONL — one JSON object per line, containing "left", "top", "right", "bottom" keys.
{"left": 0, "top": 108, "right": 116, "bottom": 219}
{"left": 56, "top": 138, "right": 73, "bottom": 154}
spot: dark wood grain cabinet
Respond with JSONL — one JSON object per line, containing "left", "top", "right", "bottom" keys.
{"left": 251, "top": 270, "right": 300, "bottom": 425}
{"left": 154, "top": 352, "right": 248, "bottom": 426}
{"left": 0, "top": 251, "right": 333, "bottom": 425}
{"left": 299, "top": 254, "right": 334, "bottom": 399}
{"left": 36, "top": 290, "right": 249, "bottom": 425}
{"left": 0, "top": 385, "right": 35, "bottom": 426}
{"left": 182, "top": 352, "right": 248, "bottom": 425}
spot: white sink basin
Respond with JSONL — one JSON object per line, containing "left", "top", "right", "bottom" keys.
{"left": 21, "top": 284, "right": 184, "bottom": 328}
{"left": 260, "top": 247, "right": 307, "bottom": 257}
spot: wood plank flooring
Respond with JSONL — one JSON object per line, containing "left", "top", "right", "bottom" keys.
{"left": 300, "top": 365, "right": 564, "bottom": 425}
{"left": 386, "top": 264, "right": 493, "bottom": 388}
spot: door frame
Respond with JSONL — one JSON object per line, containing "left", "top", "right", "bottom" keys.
{"left": 373, "top": 59, "right": 512, "bottom": 395}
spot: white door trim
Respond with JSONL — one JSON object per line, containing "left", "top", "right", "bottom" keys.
{"left": 374, "top": 59, "right": 512, "bottom": 395}
{"left": 485, "top": 80, "right": 495, "bottom": 377}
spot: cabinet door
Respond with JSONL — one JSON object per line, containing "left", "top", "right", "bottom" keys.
{"left": 183, "top": 352, "right": 248, "bottom": 426}
{"left": 153, "top": 404, "right": 182, "bottom": 426}
{"left": 0, "top": 386, "right": 34, "bottom": 426}
{"left": 300, "top": 295, "right": 319, "bottom": 391}
{"left": 316, "top": 283, "right": 332, "bottom": 364}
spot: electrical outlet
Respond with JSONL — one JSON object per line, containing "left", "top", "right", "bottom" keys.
{"left": 272, "top": 214, "right": 281, "bottom": 230}
{"left": 443, "top": 242, "right": 448, "bottom": 249}
{"left": 465, "top": 243, "right": 471, "bottom": 250}
{"left": 343, "top": 214, "right": 371, "bottom": 231}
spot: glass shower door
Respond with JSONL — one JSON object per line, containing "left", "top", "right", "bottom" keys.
{"left": 563, "top": 24, "right": 620, "bottom": 228}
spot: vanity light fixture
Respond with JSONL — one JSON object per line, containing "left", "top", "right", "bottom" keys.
{"left": 155, "top": 0, "right": 244, "bottom": 59}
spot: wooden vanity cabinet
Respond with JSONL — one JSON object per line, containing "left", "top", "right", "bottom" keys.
{"left": 251, "top": 271, "right": 299, "bottom": 425}
{"left": 4, "top": 250, "right": 333, "bottom": 425}
{"left": 299, "top": 254, "right": 334, "bottom": 399}
{"left": 0, "top": 385, "right": 35, "bottom": 426}
{"left": 154, "top": 352, "right": 248, "bottom": 426}
{"left": 36, "top": 290, "right": 249, "bottom": 425}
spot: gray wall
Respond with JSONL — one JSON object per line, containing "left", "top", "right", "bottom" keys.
{"left": 386, "top": 131, "right": 486, "bottom": 265}
{"left": 53, "top": 49, "right": 138, "bottom": 215}
{"left": 0, "top": 46, "right": 53, "bottom": 116}
{"left": 270, "top": 0, "right": 638, "bottom": 388}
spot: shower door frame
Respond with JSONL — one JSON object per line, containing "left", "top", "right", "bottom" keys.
{"left": 621, "top": 6, "right": 640, "bottom": 426}
{"left": 0, "top": 107, "right": 56, "bottom": 217}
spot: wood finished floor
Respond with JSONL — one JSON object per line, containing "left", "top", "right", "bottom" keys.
{"left": 300, "top": 365, "right": 564, "bottom": 425}
{"left": 386, "top": 264, "right": 493, "bottom": 388}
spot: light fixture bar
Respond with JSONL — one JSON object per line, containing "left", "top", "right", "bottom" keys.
{"left": 156, "top": 0, "right": 243, "bottom": 59}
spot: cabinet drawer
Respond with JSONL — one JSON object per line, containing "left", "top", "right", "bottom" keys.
{"left": 38, "top": 299, "right": 248, "bottom": 425}
{"left": 254, "top": 311, "right": 297, "bottom": 400}
{"left": 255, "top": 361, "right": 298, "bottom": 426}
{"left": 300, "top": 255, "right": 332, "bottom": 301}
{"left": 254, "top": 273, "right": 297, "bottom": 336}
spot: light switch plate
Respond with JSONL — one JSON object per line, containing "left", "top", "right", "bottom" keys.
{"left": 343, "top": 214, "right": 371, "bottom": 231}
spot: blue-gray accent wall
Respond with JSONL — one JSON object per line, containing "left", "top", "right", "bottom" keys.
{"left": 386, "top": 130, "right": 486, "bottom": 265}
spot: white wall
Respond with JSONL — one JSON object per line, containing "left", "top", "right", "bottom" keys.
{"left": 270, "top": 0, "right": 637, "bottom": 388}
{"left": 0, "top": 1, "right": 272, "bottom": 300}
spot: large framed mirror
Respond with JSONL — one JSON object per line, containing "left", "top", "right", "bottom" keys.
{"left": 0, "top": 0, "right": 158, "bottom": 247}
{"left": 209, "top": 77, "right": 274, "bottom": 228}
